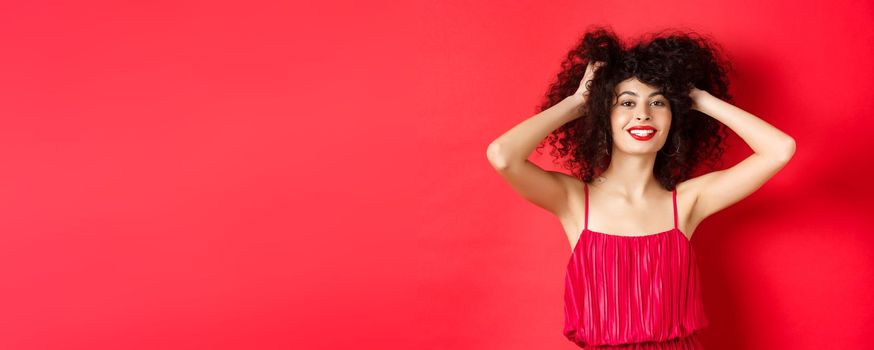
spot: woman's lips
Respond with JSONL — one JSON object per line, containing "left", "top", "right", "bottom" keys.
{"left": 628, "top": 129, "right": 656, "bottom": 141}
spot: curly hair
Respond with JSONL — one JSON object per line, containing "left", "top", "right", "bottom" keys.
{"left": 535, "top": 26, "right": 734, "bottom": 191}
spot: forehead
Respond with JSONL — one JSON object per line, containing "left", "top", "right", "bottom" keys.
{"left": 614, "top": 78, "right": 661, "bottom": 95}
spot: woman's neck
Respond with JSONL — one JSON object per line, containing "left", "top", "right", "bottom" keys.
{"left": 595, "top": 150, "right": 662, "bottom": 199}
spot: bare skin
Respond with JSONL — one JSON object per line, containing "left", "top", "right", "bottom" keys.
{"left": 487, "top": 61, "right": 796, "bottom": 250}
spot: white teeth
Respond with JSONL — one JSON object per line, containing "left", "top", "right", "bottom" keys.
{"left": 629, "top": 130, "right": 655, "bottom": 136}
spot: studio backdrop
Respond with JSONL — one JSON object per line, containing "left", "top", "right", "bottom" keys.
{"left": 0, "top": 0, "right": 871, "bottom": 349}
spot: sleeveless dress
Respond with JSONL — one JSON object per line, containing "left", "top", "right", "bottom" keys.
{"left": 563, "top": 182, "right": 709, "bottom": 349}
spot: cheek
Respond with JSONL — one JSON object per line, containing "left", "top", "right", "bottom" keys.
{"left": 611, "top": 121, "right": 626, "bottom": 136}
{"left": 610, "top": 113, "right": 630, "bottom": 129}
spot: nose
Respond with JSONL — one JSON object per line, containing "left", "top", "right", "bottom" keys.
{"left": 635, "top": 115, "right": 651, "bottom": 121}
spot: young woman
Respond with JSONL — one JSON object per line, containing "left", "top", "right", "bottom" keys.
{"left": 486, "top": 27, "right": 795, "bottom": 348}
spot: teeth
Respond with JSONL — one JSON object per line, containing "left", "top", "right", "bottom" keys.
{"left": 630, "top": 130, "right": 655, "bottom": 136}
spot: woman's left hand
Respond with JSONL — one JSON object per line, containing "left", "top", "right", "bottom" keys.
{"left": 688, "top": 86, "right": 709, "bottom": 111}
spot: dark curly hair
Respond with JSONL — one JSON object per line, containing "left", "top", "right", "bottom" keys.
{"left": 535, "top": 26, "right": 734, "bottom": 191}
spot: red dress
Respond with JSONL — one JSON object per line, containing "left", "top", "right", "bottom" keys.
{"left": 563, "top": 182, "right": 709, "bottom": 349}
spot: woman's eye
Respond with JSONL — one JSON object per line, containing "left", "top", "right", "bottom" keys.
{"left": 621, "top": 100, "right": 666, "bottom": 107}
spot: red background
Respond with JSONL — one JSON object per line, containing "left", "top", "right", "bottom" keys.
{"left": 1, "top": 0, "right": 872, "bottom": 349}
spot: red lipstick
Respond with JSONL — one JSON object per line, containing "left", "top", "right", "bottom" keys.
{"left": 627, "top": 126, "right": 657, "bottom": 141}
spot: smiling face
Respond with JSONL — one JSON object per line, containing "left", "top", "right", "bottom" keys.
{"left": 609, "top": 77, "right": 672, "bottom": 155}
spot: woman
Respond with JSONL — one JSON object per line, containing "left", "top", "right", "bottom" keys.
{"left": 486, "top": 27, "right": 795, "bottom": 348}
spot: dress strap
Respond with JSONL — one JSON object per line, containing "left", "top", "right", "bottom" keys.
{"left": 583, "top": 182, "right": 589, "bottom": 230}
{"left": 672, "top": 187, "right": 678, "bottom": 229}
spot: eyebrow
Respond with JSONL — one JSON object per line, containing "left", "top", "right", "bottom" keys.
{"left": 618, "top": 91, "right": 665, "bottom": 98}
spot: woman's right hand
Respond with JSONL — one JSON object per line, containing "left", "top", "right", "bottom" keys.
{"left": 572, "top": 61, "right": 605, "bottom": 101}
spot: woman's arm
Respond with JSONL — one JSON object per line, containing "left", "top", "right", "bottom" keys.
{"left": 684, "top": 88, "right": 796, "bottom": 221}
{"left": 486, "top": 62, "right": 603, "bottom": 217}
{"left": 486, "top": 95, "right": 585, "bottom": 217}
{"left": 692, "top": 88, "right": 795, "bottom": 160}
{"left": 487, "top": 94, "right": 584, "bottom": 168}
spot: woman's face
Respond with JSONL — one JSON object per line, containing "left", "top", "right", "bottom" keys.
{"left": 609, "top": 77, "right": 672, "bottom": 155}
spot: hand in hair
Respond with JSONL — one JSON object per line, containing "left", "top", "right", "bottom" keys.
{"left": 688, "top": 86, "right": 709, "bottom": 111}
{"left": 572, "top": 61, "right": 606, "bottom": 101}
